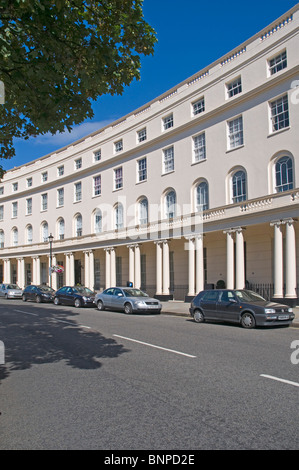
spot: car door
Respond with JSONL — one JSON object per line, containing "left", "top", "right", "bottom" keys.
{"left": 57, "top": 286, "right": 71, "bottom": 304}
{"left": 200, "top": 291, "right": 220, "bottom": 319}
{"left": 56, "top": 286, "right": 66, "bottom": 304}
{"left": 111, "top": 288, "right": 125, "bottom": 310}
{"left": 64, "top": 287, "right": 75, "bottom": 305}
{"left": 100, "top": 288, "right": 115, "bottom": 309}
{"left": 216, "top": 290, "right": 240, "bottom": 322}
{"left": 29, "top": 286, "right": 37, "bottom": 301}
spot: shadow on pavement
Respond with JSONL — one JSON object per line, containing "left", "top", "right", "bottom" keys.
{"left": 0, "top": 303, "right": 130, "bottom": 382}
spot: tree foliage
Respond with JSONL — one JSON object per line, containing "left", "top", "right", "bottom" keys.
{"left": 0, "top": 0, "right": 157, "bottom": 176}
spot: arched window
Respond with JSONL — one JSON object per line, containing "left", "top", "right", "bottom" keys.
{"left": 139, "top": 198, "right": 148, "bottom": 225}
{"left": 232, "top": 170, "right": 247, "bottom": 203}
{"left": 115, "top": 203, "right": 124, "bottom": 230}
{"left": 26, "top": 225, "right": 33, "bottom": 244}
{"left": 42, "top": 222, "right": 48, "bottom": 242}
{"left": 275, "top": 156, "right": 293, "bottom": 192}
{"left": 12, "top": 227, "right": 18, "bottom": 246}
{"left": 75, "top": 214, "right": 82, "bottom": 237}
{"left": 58, "top": 218, "right": 65, "bottom": 240}
{"left": 94, "top": 209, "right": 102, "bottom": 234}
{"left": 165, "top": 190, "right": 176, "bottom": 219}
{"left": 196, "top": 181, "right": 209, "bottom": 211}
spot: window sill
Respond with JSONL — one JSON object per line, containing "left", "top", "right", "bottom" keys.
{"left": 191, "top": 158, "right": 207, "bottom": 166}
{"left": 267, "top": 126, "right": 290, "bottom": 138}
{"left": 226, "top": 144, "right": 244, "bottom": 154}
{"left": 136, "top": 179, "right": 147, "bottom": 185}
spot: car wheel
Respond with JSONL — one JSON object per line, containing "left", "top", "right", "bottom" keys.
{"left": 97, "top": 300, "right": 105, "bottom": 311}
{"left": 241, "top": 312, "right": 256, "bottom": 329}
{"left": 22, "top": 294, "right": 27, "bottom": 302}
{"left": 36, "top": 295, "right": 42, "bottom": 303}
{"left": 54, "top": 297, "right": 60, "bottom": 305}
{"left": 194, "top": 309, "right": 204, "bottom": 323}
{"left": 124, "top": 303, "right": 133, "bottom": 314}
{"left": 74, "top": 298, "right": 82, "bottom": 308}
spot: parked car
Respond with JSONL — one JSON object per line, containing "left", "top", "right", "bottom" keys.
{"left": 53, "top": 286, "right": 96, "bottom": 307}
{"left": 22, "top": 285, "right": 55, "bottom": 303}
{"left": 95, "top": 287, "right": 162, "bottom": 314}
{"left": 189, "top": 289, "right": 294, "bottom": 329}
{"left": 0, "top": 283, "right": 22, "bottom": 299}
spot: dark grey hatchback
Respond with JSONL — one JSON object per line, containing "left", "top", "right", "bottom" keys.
{"left": 189, "top": 289, "right": 294, "bottom": 328}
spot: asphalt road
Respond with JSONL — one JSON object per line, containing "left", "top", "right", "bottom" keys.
{"left": 0, "top": 299, "right": 298, "bottom": 450}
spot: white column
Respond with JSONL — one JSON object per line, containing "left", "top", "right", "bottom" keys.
{"left": 155, "top": 241, "right": 163, "bottom": 295}
{"left": 17, "top": 257, "right": 25, "bottom": 289}
{"left": 195, "top": 235, "right": 204, "bottom": 293}
{"left": 89, "top": 250, "right": 94, "bottom": 291}
{"left": 224, "top": 230, "right": 234, "bottom": 289}
{"left": 284, "top": 219, "right": 297, "bottom": 299}
{"left": 110, "top": 247, "right": 116, "bottom": 287}
{"left": 187, "top": 237, "right": 195, "bottom": 296}
{"left": 134, "top": 244, "right": 141, "bottom": 289}
{"left": 271, "top": 221, "right": 283, "bottom": 298}
{"left": 18, "top": 258, "right": 25, "bottom": 289}
{"left": 162, "top": 240, "right": 170, "bottom": 295}
{"left": 70, "top": 253, "right": 75, "bottom": 285}
{"left": 105, "top": 248, "right": 111, "bottom": 288}
{"left": 84, "top": 251, "right": 90, "bottom": 288}
{"left": 235, "top": 227, "right": 245, "bottom": 290}
{"left": 36, "top": 256, "right": 41, "bottom": 285}
{"left": 128, "top": 245, "right": 135, "bottom": 286}
{"left": 4, "top": 258, "right": 11, "bottom": 283}
{"left": 64, "top": 253, "right": 70, "bottom": 285}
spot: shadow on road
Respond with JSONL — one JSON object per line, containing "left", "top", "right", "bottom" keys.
{"left": 0, "top": 303, "right": 130, "bottom": 382}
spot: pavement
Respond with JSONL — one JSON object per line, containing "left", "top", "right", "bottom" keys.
{"left": 160, "top": 300, "right": 299, "bottom": 328}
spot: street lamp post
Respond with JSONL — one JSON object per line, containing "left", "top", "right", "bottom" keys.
{"left": 48, "top": 233, "right": 54, "bottom": 288}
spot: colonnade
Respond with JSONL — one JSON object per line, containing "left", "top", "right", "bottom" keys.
{"left": 224, "top": 227, "right": 245, "bottom": 290}
{"left": 0, "top": 220, "right": 297, "bottom": 302}
{"left": 271, "top": 218, "right": 297, "bottom": 299}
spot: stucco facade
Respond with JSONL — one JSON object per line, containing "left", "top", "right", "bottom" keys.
{"left": 0, "top": 5, "right": 298, "bottom": 305}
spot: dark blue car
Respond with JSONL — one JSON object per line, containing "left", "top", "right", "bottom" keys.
{"left": 53, "top": 286, "right": 96, "bottom": 308}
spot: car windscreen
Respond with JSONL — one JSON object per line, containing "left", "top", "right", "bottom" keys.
{"left": 123, "top": 289, "right": 148, "bottom": 297}
{"left": 7, "top": 284, "right": 20, "bottom": 289}
{"left": 39, "top": 286, "right": 54, "bottom": 292}
{"left": 235, "top": 290, "right": 266, "bottom": 302}
{"left": 74, "top": 287, "right": 93, "bottom": 294}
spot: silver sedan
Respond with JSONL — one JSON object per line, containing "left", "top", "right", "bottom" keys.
{"left": 0, "top": 283, "right": 23, "bottom": 299}
{"left": 95, "top": 287, "right": 162, "bottom": 314}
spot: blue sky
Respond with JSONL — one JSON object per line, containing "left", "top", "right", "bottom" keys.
{"left": 3, "top": 0, "right": 297, "bottom": 171}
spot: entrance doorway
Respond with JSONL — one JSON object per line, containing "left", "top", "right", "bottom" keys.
{"left": 75, "top": 259, "right": 82, "bottom": 285}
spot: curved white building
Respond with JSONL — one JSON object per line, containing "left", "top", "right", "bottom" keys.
{"left": 0, "top": 5, "right": 298, "bottom": 305}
